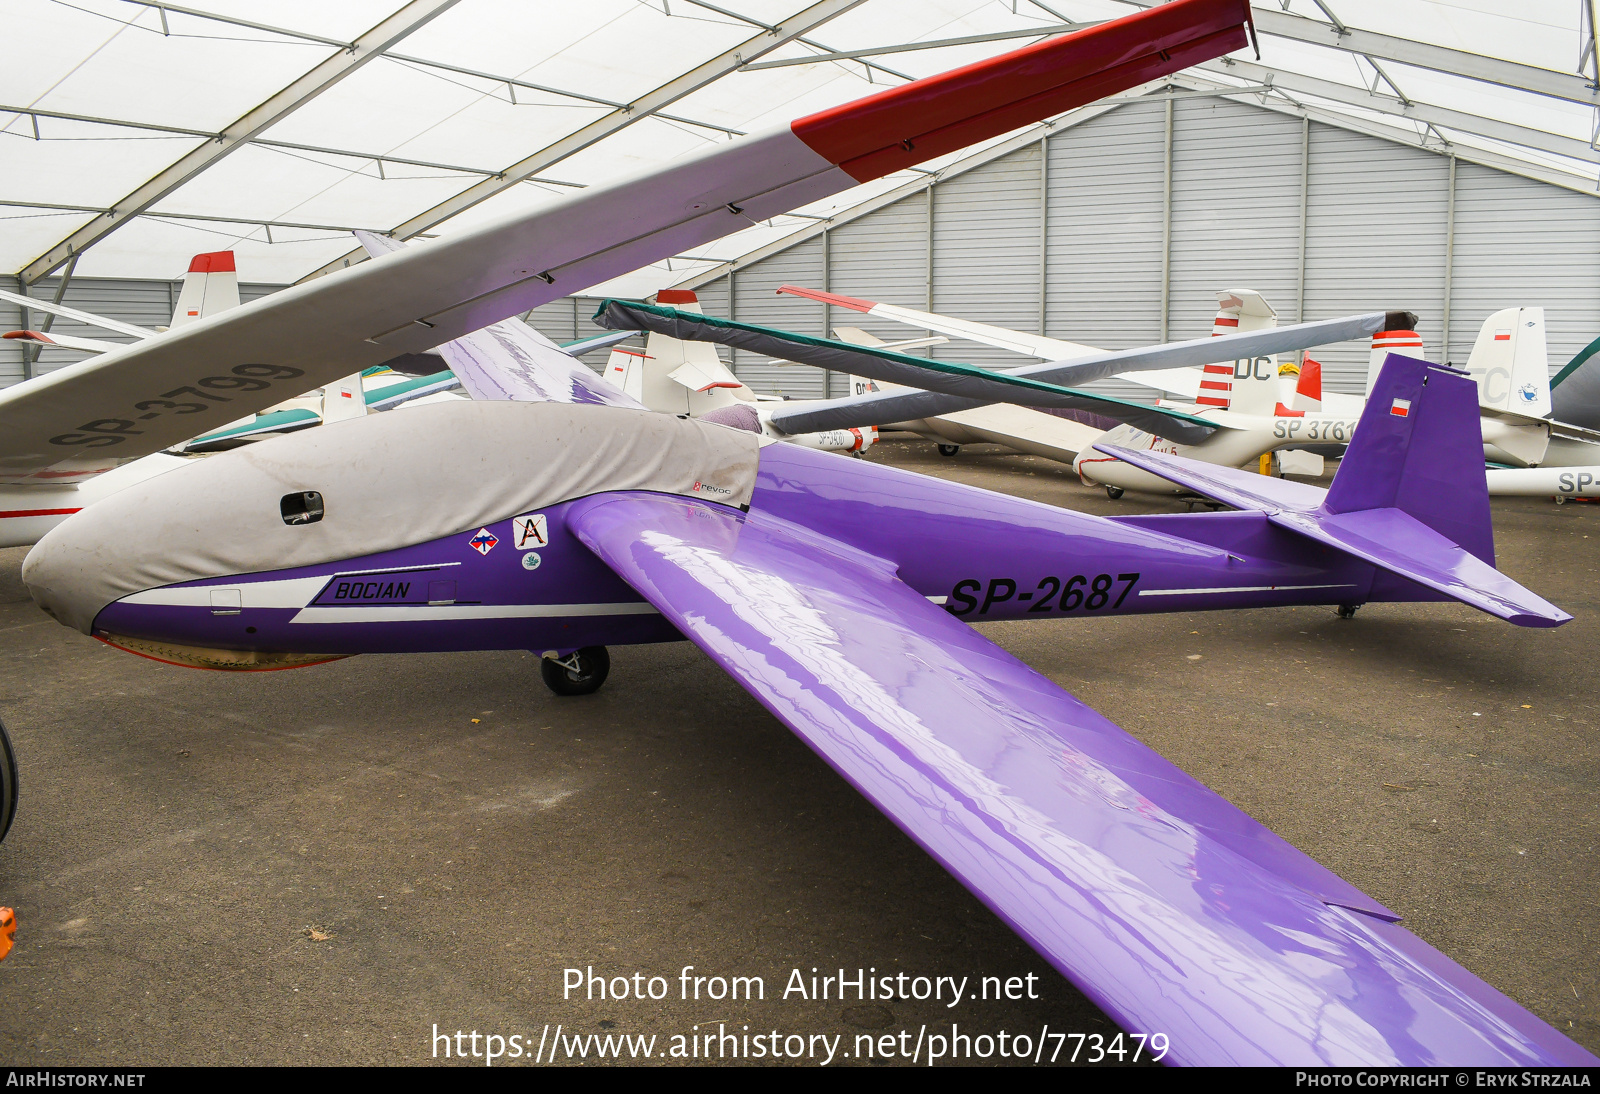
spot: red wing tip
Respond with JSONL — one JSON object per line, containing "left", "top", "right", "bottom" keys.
{"left": 656, "top": 289, "right": 698, "bottom": 304}
{"left": 776, "top": 284, "right": 877, "bottom": 313}
{"left": 187, "top": 250, "right": 236, "bottom": 274}
{"left": 1, "top": 330, "right": 49, "bottom": 342}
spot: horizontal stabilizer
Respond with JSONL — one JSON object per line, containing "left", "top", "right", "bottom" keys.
{"left": 1093, "top": 444, "right": 1326, "bottom": 512}
{"left": 1094, "top": 443, "right": 1570, "bottom": 628}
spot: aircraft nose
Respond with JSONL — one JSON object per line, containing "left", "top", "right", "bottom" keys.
{"left": 23, "top": 506, "right": 112, "bottom": 634}
{"left": 22, "top": 454, "right": 266, "bottom": 635}
{"left": 23, "top": 401, "right": 761, "bottom": 636}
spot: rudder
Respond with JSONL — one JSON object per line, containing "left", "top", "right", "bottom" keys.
{"left": 1325, "top": 352, "right": 1494, "bottom": 565}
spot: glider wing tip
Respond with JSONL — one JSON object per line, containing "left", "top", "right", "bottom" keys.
{"left": 777, "top": 284, "right": 876, "bottom": 313}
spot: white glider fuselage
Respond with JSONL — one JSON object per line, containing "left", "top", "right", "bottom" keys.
{"left": 1076, "top": 408, "right": 1362, "bottom": 495}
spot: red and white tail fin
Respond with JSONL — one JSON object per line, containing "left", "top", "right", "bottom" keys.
{"left": 1198, "top": 289, "right": 1278, "bottom": 415}
{"left": 1466, "top": 307, "right": 1549, "bottom": 418}
{"left": 169, "top": 251, "right": 239, "bottom": 329}
{"left": 1290, "top": 357, "right": 1323, "bottom": 414}
{"left": 1365, "top": 324, "right": 1424, "bottom": 394}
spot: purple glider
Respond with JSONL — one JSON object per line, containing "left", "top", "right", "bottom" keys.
{"left": 20, "top": 348, "right": 1594, "bottom": 1065}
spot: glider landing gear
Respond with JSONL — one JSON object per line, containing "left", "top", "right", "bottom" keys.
{"left": 0, "top": 715, "right": 16, "bottom": 842}
{"left": 1104, "top": 486, "right": 1125, "bottom": 500}
{"left": 540, "top": 647, "right": 610, "bottom": 696}
{"left": 937, "top": 444, "right": 960, "bottom": 458}
{"left": 1336, "top": 603, "right": 1361, "bottom": 620}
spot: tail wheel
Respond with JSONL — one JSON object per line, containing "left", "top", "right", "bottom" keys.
{"left": 1336, "top": 603, "right": 1361, "bottom": 619}
{"left": 1105, "top": 486, "right": 1125, "bottom": 500}
{"left": 540, "top": 647, "right": 610, "bottom": 696}
{"left": 937, "top": 444, "right": 960, "bottom": 458}
{"left": 0, "top": 715, "right": 17, "bottom": 842}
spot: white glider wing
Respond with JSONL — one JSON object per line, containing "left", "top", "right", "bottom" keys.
{"left": 0, "top": 0, "right": 1253, "bottom": 483}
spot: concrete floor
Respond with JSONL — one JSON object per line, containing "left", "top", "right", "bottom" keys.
{"left": 0, "top": 436, "right": 1594, "bottom": 1066}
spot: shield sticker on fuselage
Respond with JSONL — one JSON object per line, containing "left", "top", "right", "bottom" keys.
{"left": 512, "top": 513, "right": 548, "bottom": 551}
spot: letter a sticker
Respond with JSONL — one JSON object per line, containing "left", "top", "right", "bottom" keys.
{"left": 512, "top": 513, "right": 548, "bottom": 551}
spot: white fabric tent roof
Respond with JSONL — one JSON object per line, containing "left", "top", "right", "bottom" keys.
{"left": 2, "top": 0, "right": 1594, "bottom": 296}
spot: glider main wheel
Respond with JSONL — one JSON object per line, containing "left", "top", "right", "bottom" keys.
{"left": 0, "top": 715, "right": 16, "bottom": 842}
{"left": 1555, "top": 496, "right": 1568, "bottom": 505}
{"left": 1104, "top": 486, "right": 1125, "bottom": 500}
{"left": 937, "top": 444, "right": 960, "bottom": 458}
{"left": 540, "top": 647, "right": 611, "bottom": 696}
{"left": 1336, "top": 603, "right": 1361, "bottom": 620}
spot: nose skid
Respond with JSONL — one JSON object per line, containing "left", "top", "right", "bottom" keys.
{"left": 95, "top": 633, "right": 347, "bottom": 672}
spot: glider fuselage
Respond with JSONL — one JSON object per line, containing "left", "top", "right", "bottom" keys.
{"left": 81, "top": 440, "right": 1385, "bottom": 664}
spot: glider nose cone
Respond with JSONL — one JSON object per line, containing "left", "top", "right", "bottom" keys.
{"left": 22, "top": 516, "right": 107, "bottom": 635}
{"left": 23, "top": 462, "right": 244, "bottom": 636}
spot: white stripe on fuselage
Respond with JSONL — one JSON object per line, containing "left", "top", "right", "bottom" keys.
{"left": 119, "top": 576, "right": 660, "bottom": 621}
{"left": 288, "top": 603, "right": 659, "bottom": 623}
{"left": 121, "top": 576, "right": 328, "bottom": 609}
{"left": 1138, "top": 583, "right": 1356, "bottom": 597}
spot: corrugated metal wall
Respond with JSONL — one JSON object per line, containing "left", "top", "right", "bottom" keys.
{"left": 1301, "top": 125, "right": 1450, "bottom": 386}
{"left": 930, "top": 143, "right": 1043, "bottom": 366}
{"left": 1046, "top": 100, "right": 1167, "bottom": 356}
{"left": 1448, "top": 163, "right": 1600, "bottom": 367}
{"left": 1168, "top": 98, "right": 1302, "bottom": 345}
{"left": 7, "top": 97, "right": 1598, "bottom": 403}
{"left": 681, "top": 96, "right": 1600, "bottom": 399}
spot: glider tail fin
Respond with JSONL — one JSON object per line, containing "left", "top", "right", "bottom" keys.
{"left": 1324, "top": 352, "right": 1495, "bottom": 566}
{"left": 1199, "top": 289, "right": 1278, "bottom": 414}
{"left": 169, "top": 251, "right": 239, "bottom": 329}
{"left": 320, "top": 373, "right": 367, "bottom": 424}
{"left": 641, "top": 290, "right": 750, "bottom": 414}
{"left": 1467, "top": 307, "right": 1550, "bottom": 418}
{"left": 1094, "top": 354, "right": 1569, "bottom": 626}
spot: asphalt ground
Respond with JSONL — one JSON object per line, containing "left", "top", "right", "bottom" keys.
{"left": 0, "top": 435, "right": 1594, "bottom": 1067}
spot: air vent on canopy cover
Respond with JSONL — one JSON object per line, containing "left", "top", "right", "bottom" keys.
{"left": 280, "top": 491, "right": 324, "bottom": 526}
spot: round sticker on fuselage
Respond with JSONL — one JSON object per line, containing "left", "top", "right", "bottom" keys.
{"left": 522, "top": 552, "right": 542, "bottom": 571}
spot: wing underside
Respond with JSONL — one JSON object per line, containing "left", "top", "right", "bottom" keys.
{"left": 566, "top": 490, "right": 1590, "bottom": 1066}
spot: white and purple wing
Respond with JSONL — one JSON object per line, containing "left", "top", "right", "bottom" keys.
{"left": 566, "top": 490, "right": 1594, "bottom": 1067}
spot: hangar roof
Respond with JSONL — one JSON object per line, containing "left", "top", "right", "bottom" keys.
{"left": 2, "top": 0, "right": 1594, "bottom": 295}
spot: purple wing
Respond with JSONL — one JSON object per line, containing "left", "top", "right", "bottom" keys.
{"left": 567, "top": 490, "right": 1593, "bottom": 1066}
